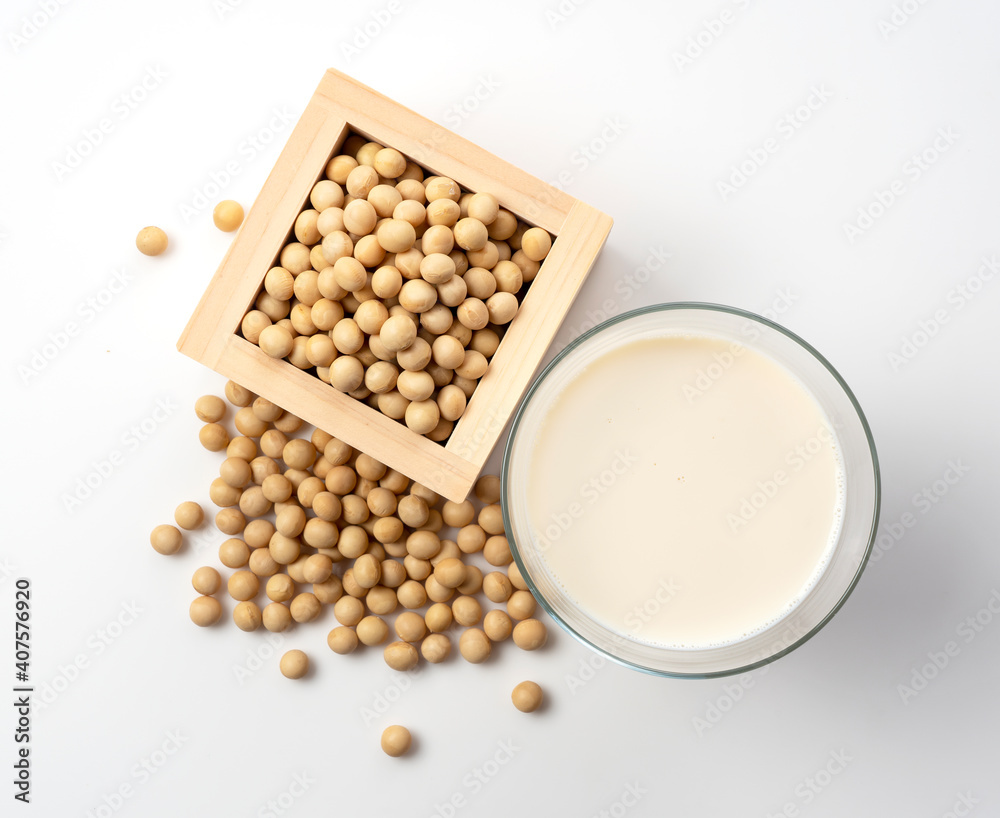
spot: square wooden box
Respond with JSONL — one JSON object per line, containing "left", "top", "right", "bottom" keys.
{"left": 178, "top": 68, "right": 612, "bottom": 502}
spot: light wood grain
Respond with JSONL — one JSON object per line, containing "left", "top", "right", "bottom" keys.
{"left": 178, "top": 106, "right": 349, "bottom": 365}
{"left": 219, "top": 336, "right": 481, "bottom": 501}
{"left": 312, "top": 71, "right": 575, "bottom": 235}
{"left": 178, "top": 68, "right": 612, "bottom": 501}
{"left": 448, "top": 200, "right": 613, "bottom": 462}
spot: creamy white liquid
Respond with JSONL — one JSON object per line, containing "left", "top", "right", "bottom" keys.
{"left": 527, "top": 334, "right": 844, "bottom": 648}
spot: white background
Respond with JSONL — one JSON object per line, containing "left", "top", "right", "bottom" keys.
{"left": 2, "top": 0, "right": 998, "bottom": 816}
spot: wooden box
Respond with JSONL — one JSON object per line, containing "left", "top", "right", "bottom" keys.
{"left": 178, "top": 69, "right": 612, "bottom": 501}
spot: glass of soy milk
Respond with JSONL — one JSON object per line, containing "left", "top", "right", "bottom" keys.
{"left": 501, "top": 303, "right": 880, "bottom": 677}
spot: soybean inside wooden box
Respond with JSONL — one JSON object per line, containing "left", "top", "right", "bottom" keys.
{"left": 178, "top": 68, "right": 612, "bottom": 502}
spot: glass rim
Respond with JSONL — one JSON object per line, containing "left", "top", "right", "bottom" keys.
{"left": 500, "top": 301, "right": 882, "bottom": 679}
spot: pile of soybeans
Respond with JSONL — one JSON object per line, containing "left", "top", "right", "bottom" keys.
{"left": 239, "top": 132, "right": 553, "bottom": 441}
{"left": 149, "top": 381, "right": 548, "bottom": 755}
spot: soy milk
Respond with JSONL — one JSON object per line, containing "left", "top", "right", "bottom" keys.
{"left": 527, "top": 334, "right": 844, "bottom": 648}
